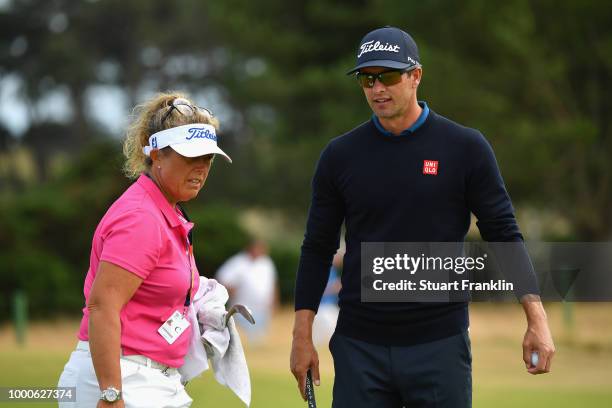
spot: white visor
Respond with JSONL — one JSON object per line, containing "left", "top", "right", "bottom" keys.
{"left": 143, "top": 123, "right": 232, "bottom": 163}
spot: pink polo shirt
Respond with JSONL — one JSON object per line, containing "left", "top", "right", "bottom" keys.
{"left": 78, "top": 174, "right": 200, "bottom": 367}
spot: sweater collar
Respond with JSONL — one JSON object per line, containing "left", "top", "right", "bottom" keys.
{"left": 372, "top": 101, "right": 429, "bottom": 137}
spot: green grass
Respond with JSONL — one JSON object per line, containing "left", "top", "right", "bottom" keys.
{"left": 1, "top": 348, "right": 611, "bottom": 407}
{"left": 2, "top": 304, "right": 612, "bottom": 407}
{"left": 188, "top": 371, "right": 333, "bottom": 407}
{"left": 0, "top": 348, "right": 330, "bottom": 408}
{"left": 192, "top": 371, "right": 612, "bottom": 408}
{"left": 476, "top": 389, "right": 612, "bottom": 407}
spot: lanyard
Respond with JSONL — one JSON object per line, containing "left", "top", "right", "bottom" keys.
{"left": 184, "top": 244, "right": 195, "bottom": 308}
{"left": 177, "top": 204, "right": 195, "bottom": 308}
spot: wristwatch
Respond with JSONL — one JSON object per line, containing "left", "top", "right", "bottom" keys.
{"left": 100, "top": 386, "right": 122, "bottom": 403}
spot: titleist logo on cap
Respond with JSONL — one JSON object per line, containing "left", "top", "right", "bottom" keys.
{"left": 347, "top": 27, "right": 420, "bottom": 75}
{"left": 358, "top": 40, "right": 400, "bottom": 58}
{"left": 186, "top": 127, "right": 217, "bottom": 141}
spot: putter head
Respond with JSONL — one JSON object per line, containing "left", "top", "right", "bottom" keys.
{"left": 224, "top": 304, "right": 256, "bottom": 326}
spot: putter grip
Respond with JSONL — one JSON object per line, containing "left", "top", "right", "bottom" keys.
{"left": 305, "top": 369, "right": 317, "bottom": 408}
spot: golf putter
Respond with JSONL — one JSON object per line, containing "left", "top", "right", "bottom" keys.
{"left": 305, "top": 368, "right": 317, "bottom": 408}
{"left": 224, "top": 304, "right": 256, "bottom": 327}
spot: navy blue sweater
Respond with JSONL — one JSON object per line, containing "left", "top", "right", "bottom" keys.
{"left": 295, "top": 104, "right": 535, "bottom": 346}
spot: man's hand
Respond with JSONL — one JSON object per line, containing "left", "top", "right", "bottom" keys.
{"left": 521, "top": 295, "right": 555, "bottom": 374}
{"left": 290, "top": 310, "right": 320, "bottom": 400}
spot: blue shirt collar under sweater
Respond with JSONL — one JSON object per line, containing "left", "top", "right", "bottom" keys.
{"left": 372, "top": 101, "right": 429, "bottom": 137}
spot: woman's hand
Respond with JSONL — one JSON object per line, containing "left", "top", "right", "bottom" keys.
{"left": 97, "top": 399, "right": 125, "bottom": 408}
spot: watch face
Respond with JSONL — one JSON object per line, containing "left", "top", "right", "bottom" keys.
{"left": 104, "top": 389, "right": 118, "bottom": 401}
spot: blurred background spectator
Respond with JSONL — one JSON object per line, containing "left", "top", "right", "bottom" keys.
{"left": 216, "top": 239, "right": 278, "bottom": 344}
{"left": 312, "top": 251, "right": 342, "bottom": 346}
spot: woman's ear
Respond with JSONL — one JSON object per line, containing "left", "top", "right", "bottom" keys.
{"left": 150, "top": 148, "right": 160, "bottom": 163}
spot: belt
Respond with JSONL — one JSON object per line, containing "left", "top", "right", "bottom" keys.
{"left": 121, "top": 354, "right": 178, "bottom": 376}
{"left": 76, "top": 341, "right": 178, "bottom": 377}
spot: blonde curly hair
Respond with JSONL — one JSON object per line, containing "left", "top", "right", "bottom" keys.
{"left": 122, "top": 91, "right": 220, "bottom": 179}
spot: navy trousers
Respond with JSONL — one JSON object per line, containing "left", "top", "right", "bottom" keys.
{"left": 329, "top": 331, "right": 472, "bottom": 408}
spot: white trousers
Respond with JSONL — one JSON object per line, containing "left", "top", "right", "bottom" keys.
{"left": 57, "top": 341, "right": 192, "bottom": 408}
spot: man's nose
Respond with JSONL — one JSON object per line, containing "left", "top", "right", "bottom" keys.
{"left": 371, "top": 78, "right": 386, "bottom": 92}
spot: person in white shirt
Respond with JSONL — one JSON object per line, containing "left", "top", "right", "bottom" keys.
{"left": 216, "top": 240, "right": 278, "bottom": 343}
{"left": 312, "top": 251, "right": 342, "bottom": 346}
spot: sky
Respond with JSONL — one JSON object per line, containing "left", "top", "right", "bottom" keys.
{"left": 0, "top": 0, "right": 235, "bottom": 140}
{"left": 0, "top": 75, "right": 129, "bottom": 138}
{"left": 0, "top": 76, "right": 238, "bottom": 140}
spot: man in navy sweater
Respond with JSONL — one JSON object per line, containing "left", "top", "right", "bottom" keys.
{"left": 290, "top": 26, "right": 555, "bottom": 407}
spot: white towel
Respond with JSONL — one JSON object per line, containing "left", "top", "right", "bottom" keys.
{"left": 179, "top": 277, "right": 251, "bottom": 406}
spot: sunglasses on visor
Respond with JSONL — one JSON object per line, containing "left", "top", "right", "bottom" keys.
{"left": 355, "top": 68, "right": 415, "bottom": 88}
{"left": 161, "top": 98, "right": 214, "bottom": 124}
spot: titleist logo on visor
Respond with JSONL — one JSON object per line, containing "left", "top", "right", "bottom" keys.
{"left": 186, "top": 127, "right": 217, "bottom": 141}
{"left": 358, "top": 40, "right": 401, "bottom": 58}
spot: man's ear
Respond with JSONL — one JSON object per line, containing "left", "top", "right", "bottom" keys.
{"left": 412, "top": 67, "right": 422, "bottom": 87}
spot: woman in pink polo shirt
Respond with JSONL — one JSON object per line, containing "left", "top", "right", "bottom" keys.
{"left": 58, "top": 92, "right": 231, "bottom": 408}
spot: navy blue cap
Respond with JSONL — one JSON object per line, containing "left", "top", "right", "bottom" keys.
{"left": 347, "top": 26, "right": 421, "bottom": 75}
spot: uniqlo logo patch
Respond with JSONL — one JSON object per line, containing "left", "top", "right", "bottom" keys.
{"left": 423, "top": 160, "right": 438, "bottom": 175}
